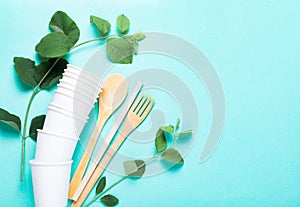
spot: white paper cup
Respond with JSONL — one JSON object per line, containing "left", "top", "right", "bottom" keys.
{"left": 56, "top": 86, "right": 97, "bottom": 105}
{"left": 66, "top": 64, "right": 101, "bottom": 81}
{"left": 35, "top": 130, "right": 79, "bottom": 162}
{"left": 59, "top": 79, "right": 101, "bottom": 98}
{"left": 57, "top": 81, "right": 99, "bottom": 101}
{"left": 30, "top": 160, "right": 72, "bottom": 207}
{"left": 63, "top": 70, "right": 100, "bottom": 86}
{"left": 43, "top": 106, "right": 87, "bottom": 137}
{"left": 52, "top": 91, "right": 93, "bottom": 110}
{"left": 61, "top": 74, "right": 99, "bottom": 91}
{"left": 49, "top": 103, "right": 93, "bottom": 121}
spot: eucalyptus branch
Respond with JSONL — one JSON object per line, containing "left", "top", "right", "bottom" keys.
{"left": 37, "top": 58, "right": 61, "bottom": 89}
{"left": 84, "top": 155, "right": 158, "bottom": 206}
{"left": 71, "top": 34, "right": 121, "bottom": 50}
{"left": 83, "top": 176, "right": 127, "bottom": 207}
{"left": 19, "top": 58, "right": 61, "bottom": 182}
{"left": 20, "top": 89, "right": 39, "bottom": 182}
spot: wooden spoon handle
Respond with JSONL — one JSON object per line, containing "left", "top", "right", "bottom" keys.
{"left": 68, "top": 114, "right": 108, "bottom": 199}
{"left": 68, "top": 152, "right": 90, "bottom": 199}
{"left": 71, "top": 133, "right": 127, "bottom": 207}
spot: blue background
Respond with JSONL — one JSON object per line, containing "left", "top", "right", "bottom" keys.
{"left": 0, "top": 0, "right": 299, "bottom": 206}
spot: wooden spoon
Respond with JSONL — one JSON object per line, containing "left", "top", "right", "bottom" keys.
{"left": 68, "top": 74, "right": 128, "bottom": 198}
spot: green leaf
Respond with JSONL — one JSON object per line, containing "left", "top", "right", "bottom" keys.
{"left": 160, "top": 126, "right": 174, "bottom": 134}
{"left": 35, "top": 32, "right": 71, "bottom": 58}
{"left": 37, "top": 58, "right": 68, "bottom": 89}
{"left": 106, "top": 36, "right": 138, "bottom": 64}
{"left": 13, "top": 57, "right": 38, "bottom": 86}
{"left": 96, "top": 177, "right": 106, "bottom": 194}
{"left": 161, "top": 148, "right": 184, "bottom": 164}
{"left": 123, "top": 160, "right": 146, "bottom": 178}
{"left": 123, "top": 160, "right": 137, "bottom": 175}
{"left": 116, "top": 14, "right": 130, "bottom": 34}
{"left": 29, "top": 115, "right": 46, "bottom": 141}
{"left": 175, "top": 118, "right": 180, "bottom": 131}
{"left": 177, "top": 130, "right": 192, "bottom": 140}
{"left": 124, "top": 36, "right": 139, "bottom": 53}
{"left": 14, "top": 57, "right": 67, "bottom": 89}
{"left": 100, "top": 194, "right": 119, "bottom": 206}
{"left": 49, "top": 11, "right": 80, "bottom": 47}
{"left": 0, "top": 108, "right": 21, "bottom": 132}
{"left": 130, "top": 160, "right": 146, "bottom": 177}
{"left": 155, "top": 129, "right": 167, "bottom": 153}
{"left": 132, "top": 32, "right": 146, "bottom": 41}
{"left": 117, "top": 55, "right": 133, "bottom": 64}
{"left": 90, "top": 15, "right": 111, "bottom": 36}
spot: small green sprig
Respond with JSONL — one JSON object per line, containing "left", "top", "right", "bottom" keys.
{"left": 84, "top": 119, "right": 192, "bottom": 206}
{"left": 0, "top": 11, "right": 145, "bottom": 182}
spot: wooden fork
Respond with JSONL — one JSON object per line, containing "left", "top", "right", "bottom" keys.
{"left": 71, "top": 93, "right": 155, "bottom": 206}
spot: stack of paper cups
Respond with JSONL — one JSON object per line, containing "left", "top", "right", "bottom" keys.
{"left": 30, "top": 64, "right": 101, "bottom": 207}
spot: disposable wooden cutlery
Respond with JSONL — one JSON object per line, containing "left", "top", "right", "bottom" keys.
{"left": 68, "top": 74, "right": 128, "bottom": 198}
{"left": 71, "top": 93, "right": 155, "bottom": 207}
{"left": 71, "top": 82, "right": 143, "bottom": 201}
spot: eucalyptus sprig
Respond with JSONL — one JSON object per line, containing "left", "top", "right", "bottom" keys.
{"left": 84, "top": 119, "right": 192, "bottom": 206}
{"left": 0, "top": 11, "right": 145, "bottom": 182}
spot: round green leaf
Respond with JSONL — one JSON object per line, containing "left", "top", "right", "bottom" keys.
{"left": 96, "top": 177, "right": 106, "bottom": 194}
{"left": 29, "top": 115, "right": 46, "bottom": 141}
{"left": 13, "top": 57, "right": 38, "bottom": 86}
{"left": 177, "top": 130, "right": 192, "bottom": 140}
{"left": 155, "top": 129, "right": 167, "bottom": 153}
{"left": 123, "top": 160, "right": 146, "bottom": 178}
{"left": 132, "top": 32, "right": 146, "bottom": 41}
{"left": 90, "top": 15, "right": 111, "bottom": 36}
{"left": 0, "top": 108, "right": 21, "bottom": 132}
{"left": 161, "top": 148, "right": 184, "bottom": 164}
{"left": 13, "top": 57, "right": 68, "bottom": 89}
{"left": 37, "top": 58, "right": 68, "bottom": 89}
{"left": 49, "top": 11, "right": 80, "bottom": 47}
{"left": 100, "top": 194, "right": 119, "bottom": 206}
{"left": 160, "top": 126, "right": 175, "bottom": 134}
{"left": 106, "top": 37, "right": 137, "bottom": 64}
{"left": 116, "top": 14, "right": 130, "bottom": 34}
{"left": 35, "top": 32, "right": 71, "bottom": 58}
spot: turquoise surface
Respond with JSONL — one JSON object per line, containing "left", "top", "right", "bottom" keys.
{"left": 0, "top": 0, "right": 299, "bottom": 206}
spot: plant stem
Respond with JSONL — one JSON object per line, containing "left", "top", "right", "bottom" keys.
{"left": 84, "top": 156, "right": 158, "bottom": 206}
{"left": 71, "top": 37, "right": 105, "bottom": 50}
{"left": 169, "top": 134, "right": 177, "bottom": 148}
{"left": 20, "top": 88, "right": 39, "bottom": 182}
{"left": 19, "top": 58, "right": 60, "bottom": 182}
{"left": 145, "top": 155, "right": 159, "bottom": 165}
{"left": 38, "top": 58, "right": 61, "bottom": 86}
{"left": 71, "top": 34, "right": 122, "bottom": 50}
{"left": 83, "top": 176, "right": 128, "bottom": 207}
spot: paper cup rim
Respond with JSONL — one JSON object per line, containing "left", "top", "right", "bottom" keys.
{"left": 49, "top": 103, "right": 90, "bottom": 120}
{"left": 54, "top": 90, "right": 95, "bottom": 105}
{"left": 29, "top": 159, "right": 73, "bottom": 166}
{"left": 47, "top": 106, "right": 88, "bottom": 122}
{"left": 57, "top": 82, "right": 99, "bottom": 99}
{"left": 59, "top": 80, "right": 101, "bottom": 92}
{"left": 62, "top": 73, "right": 100, "bottom": 85}
{"left": 61, "top": 74, "right": 100, "bottom": 90}
{"left": 37, "top": 129, "right": 79, "bottom": 141}
{"left": 66, "top": 64, "right": 101, "bottom": 78}
{"left": 58, "top": 81, "right": 102, "bottom": 97}
{"left": 62, "top": 74, "right": 99, "bottom": 88}
{"left": 58, "top": 80, "right": 100, "bottom": 97}
{"left": 63, "top": 71, "right": 100, "bottom": 83}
